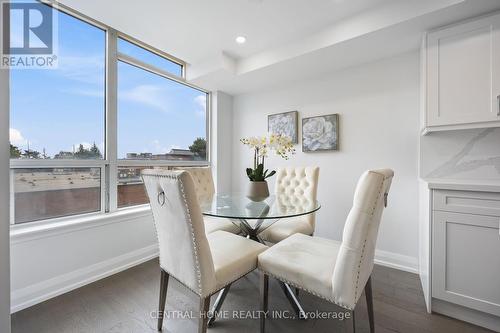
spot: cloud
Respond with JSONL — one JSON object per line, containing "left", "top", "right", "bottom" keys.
{"left": 55, "top": 53, "right": 105, "bottom": 85}
{"left": 9, "top": 128, "right": 27, "bottom": 146}
{"left": 150, "top": 139, "right": 169, "bottom": 154}
{"left": 64, "top": 88, "right": 104, "bottom": 98}
{"left": 194, "top": 94, "right": 206, "bottom": 117}
{"left": 195, "top": 95, "right": 206, "bottom": 108}
{"left": 120, "top": 84, "right": 170, "bottom": 113}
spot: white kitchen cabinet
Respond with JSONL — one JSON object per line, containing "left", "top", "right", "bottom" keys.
{"left": 422, "top": 12, "right": 500, "bottom": 134}
{"left": 432, "top": 210, "right": 500, "bottom": 317}
{"left": 419, "top": 181, "right": 500, "bottom": 332}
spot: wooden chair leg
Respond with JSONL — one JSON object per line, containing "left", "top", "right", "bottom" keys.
{"left": 365, "top": 276, "right": 374, "bottom": 333}
{"left": 198, "top": 297, "right": 211, "bottom": 333}
{"left": 351, "top": 309, "right": 356, "bottom": 333}
{"left": 260, "top": 273, "right": 269, "bottom": 333}
{"left": 158, "top": 270, "right": 169, "bottom": 331}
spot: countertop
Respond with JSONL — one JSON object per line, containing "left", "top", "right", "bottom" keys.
{"left": 420, "top": 178, "right": 500, "bottom": 193}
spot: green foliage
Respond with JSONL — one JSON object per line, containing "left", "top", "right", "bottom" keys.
{"left": 245, "top": 163, "right": 276, "bottom": 182}
{"left": 10, "top": 144, "right": 21, "bottom": 158}
{"left": 23, "top": 149, "right": 40, "bottom": 159}
{"left": 90, "top": 142, "right": 103, "bottom": 158}
{"left": 74, "top": 143, "right": 102, "bottom": 159}
{"left": 189, "top": 137, "right": 206, "bottom": 158}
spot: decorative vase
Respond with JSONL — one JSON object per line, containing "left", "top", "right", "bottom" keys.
{"left": 246, "top": 181, "right": 270, "bottom": 202}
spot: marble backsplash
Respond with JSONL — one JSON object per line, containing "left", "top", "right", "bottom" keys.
{"left": 420, "top": 127, "right": 500, "bottom": 180}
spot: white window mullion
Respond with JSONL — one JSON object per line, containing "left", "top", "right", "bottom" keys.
{"left": 207, "top": 92, "right": 212, "bottom": 165}
{"left": 100, "top": 165, "right": 106, "bottom": 214}
{"left": 106, "top": 29, "right": 118, "bottom": 213}
{"left": 117, "top": 159, "right": 209, "bottom": 168}
{"left": 9, "top": 169, "right": 15, "bottom": 225}
{"left": 9, "top": 159, "right": 105, "bottom": 168}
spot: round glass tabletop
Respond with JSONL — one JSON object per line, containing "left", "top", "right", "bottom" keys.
{"left": 199, "top": 193, "right": 321, "bottom": 220}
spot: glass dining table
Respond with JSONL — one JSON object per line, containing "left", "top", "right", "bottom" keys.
{"left": 199, "top": 193, "right": 321, "bottom": 323}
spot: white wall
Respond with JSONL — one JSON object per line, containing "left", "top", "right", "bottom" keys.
{"left": 10, "top": 211, "right": 158, "bottom": 312}
{"left": 1, "top": 66, "right": 12, "bottom": 332}
{"left": 211, "top": 92, "right": 233, "bottom": 193}
{"left": 232, "top": 52, "right": 420, "bottom": 271}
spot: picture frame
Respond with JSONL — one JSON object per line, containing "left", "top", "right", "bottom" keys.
{"left": 302, "top": 114, "right": 339, "bottom": 152}
{"left": 267, "top": 111, "right": 298, "bottom": 144}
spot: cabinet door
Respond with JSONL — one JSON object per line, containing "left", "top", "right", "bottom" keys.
{"left": 432, "top": 211, "right": 500, "bottom": 316}
{"left": 427, "top": 13, "right": 500, "bottom": 127}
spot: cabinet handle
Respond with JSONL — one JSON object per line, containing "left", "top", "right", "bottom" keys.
{"left": 497, "top": 95, "right": 500, "bottom": 116}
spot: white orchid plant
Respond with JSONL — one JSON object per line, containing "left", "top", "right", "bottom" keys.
{"left": 240, "top": 133, "right": 295, "bottom": 182}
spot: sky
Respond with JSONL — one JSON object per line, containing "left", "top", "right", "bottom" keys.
{"left": 9, "top": 4, "right": 207, "bottom": 159}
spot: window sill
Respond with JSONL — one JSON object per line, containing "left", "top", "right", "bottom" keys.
{"left": 10, "top": 205, "right": 153, "bottom": 245}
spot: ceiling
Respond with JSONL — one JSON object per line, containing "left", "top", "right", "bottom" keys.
{"left": 60, "top": 0, "right": 500, "bottom": 95}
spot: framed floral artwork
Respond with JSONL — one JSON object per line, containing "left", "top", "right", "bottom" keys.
{"left": 302, "top": 114, "right": 339, "bottom": 152}
{"left": 268, "top": 111, "right": 298, "bottom": 144}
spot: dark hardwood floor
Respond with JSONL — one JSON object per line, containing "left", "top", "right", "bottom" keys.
{"left": 11, "top": 259, "right": 494, "bottom": 333}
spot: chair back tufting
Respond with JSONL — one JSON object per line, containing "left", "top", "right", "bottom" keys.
{"left": 173, "top": 166, "right": 215, "bottom": 201}
{"left": 275, "top": 166, "right": 320, "bottom": 228}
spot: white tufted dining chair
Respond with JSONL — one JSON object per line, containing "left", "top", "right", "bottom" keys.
{"left": 174, "top": 167, "right": 241, "bottom": 235}
{"left": 259, "top": 166, "right": 320, "bottom": 243}
{"left": 142, "top": 169, "right": 267, "bottom": 332}
{"left": 258, "top": 169, "right": 394, "bottom": 333}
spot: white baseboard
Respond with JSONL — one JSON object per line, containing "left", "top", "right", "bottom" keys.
{"left": 11, "top": 244, "right": 159, "bottom": 313}
{"left": 374, "top": 249, "right": 419, "bottom": 274}
{"left": 432, "top": 298, "right": 500, "bottom": 332}
{"left": 10, "top": 245, "right": 418, "bottom": 313}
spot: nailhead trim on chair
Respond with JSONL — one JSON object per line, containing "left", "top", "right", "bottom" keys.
{"left": 142, "top": 174, "right": 180, "bottom": 292}
{"left": 160, "top": 267, "right": 200, "bottom": 296}
{"left": 163, "top": 265, "right": 263, "bottom": 299}
{"left": 178, "top": 178, "right": 204, "bottom": 295}
{"left": 353, "top": 238, "right": 368, "bottom": 303}
{"left": 205, "top": 266, "right": 261, "bottom": 297}
{"left": 143, "top": 172, "right": 204, "bottom": 295}
{"left": 353, "top": 173, "right": 385, "bottom": 303}
{"left": 143, "top": 171, "right": 262, "bottom": 298}
{"left": 259, "top": 269, "right": 354, "bottom": 310}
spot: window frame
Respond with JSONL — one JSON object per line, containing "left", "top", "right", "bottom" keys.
{"left": 117, "top": 33, "right": 186, "bottom": 79}
{"left": 8, "top": 2, "right": 211, "bottom": 225}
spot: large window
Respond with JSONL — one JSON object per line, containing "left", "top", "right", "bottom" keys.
{"left": 10, "top": 8, "right": 105, "bottom": 160}
{"left": 116, "top": 36, "right": 208, "bottom": 209}
{"left": 8, "top": 4, "right": 209, "bottom": 224}
{"left": 13, "top": 168, "right": 101, "bottom": 223}
{"left": 117, "top": 55, "right": 207, "bottom": 162}
{"left": 118, "top": 38, "right": 183, "bottom": 77}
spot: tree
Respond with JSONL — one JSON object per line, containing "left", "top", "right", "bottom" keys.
{"left": 90, "top": 142, "right": 103, "bottom": 158}
{"left": 189, "top": 137, "right": 206, "bottom": 159}
{"left": 74, "top": 143, "right": 102, "bottom": 159}
{"left": 10, "top": 144, "right": 22, "bottom": 158}
{"left": 74, "top": 144, "right": 88, "bottom": 159}
{"left": 23, "top": 149, "right": 40, "bottom": 159}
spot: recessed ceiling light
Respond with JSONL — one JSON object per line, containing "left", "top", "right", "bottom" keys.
{"left": 236, "top": 36, "right": 246, "bottom": 44}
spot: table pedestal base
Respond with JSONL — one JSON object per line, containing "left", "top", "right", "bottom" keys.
{"left": 208, "top": 218, "right": 307, "bottom": 326}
